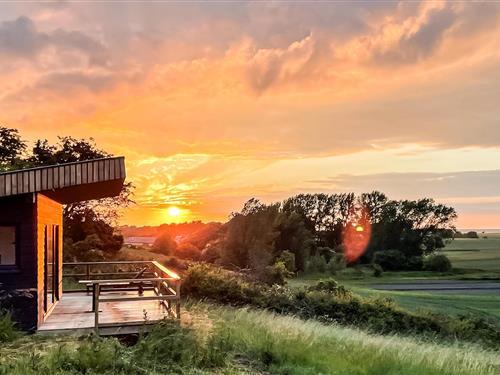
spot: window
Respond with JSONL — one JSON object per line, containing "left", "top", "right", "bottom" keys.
{"left": 0, "top": 226, "right": 16, "bottom": 266}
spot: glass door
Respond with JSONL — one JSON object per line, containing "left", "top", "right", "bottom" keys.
{"left": 44, "top": 225, "right": 60, "bottom": 313}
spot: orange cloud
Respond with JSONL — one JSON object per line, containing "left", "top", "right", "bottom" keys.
{"left": 1, "top": 2, "right": 500, "bottom": 227}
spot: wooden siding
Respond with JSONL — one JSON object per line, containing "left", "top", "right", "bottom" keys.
{"left": 0, "top": 194, "right": 39, "bottom": 330}
{"left": 35, "top": 194, "right": 63, "bottom": 327}
{"left": 0, "top": 157, "right": 125, "bottom": 199}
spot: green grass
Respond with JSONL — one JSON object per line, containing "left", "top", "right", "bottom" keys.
{"left": 350, "top": 286, "right": 500, "bottom": 322}
{"left": 442, "top": 236, "right": 500, "bottom": 272}
{"left": 201, "top": 304, "right": 499, "bottom": 375}
{"left": 289, "top": 274, "right": 500, "bottom": 325}
{"left": 1, "top": 304, "right": 498, "bottom": 375}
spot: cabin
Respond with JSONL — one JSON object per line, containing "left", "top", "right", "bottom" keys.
{"left": 0, "top": 157, "right": 180, "bottom": 335}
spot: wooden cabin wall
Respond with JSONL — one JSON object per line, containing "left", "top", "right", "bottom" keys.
{"left": 35, "top": 193, "right": 63, "bottom": 326}
{"left": 0, "top": 194, "right": 38, "bottom": 330}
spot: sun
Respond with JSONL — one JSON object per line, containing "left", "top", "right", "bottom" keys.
{"left": 355, "top": 225, "right": 364, "bottom": 232}
{"left": 167, "top": 206, "right": 181, "bottom": 217}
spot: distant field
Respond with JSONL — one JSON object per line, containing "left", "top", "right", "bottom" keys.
{"left": 289, "top": 275, "right": 500, "bottom": 324}
{"left": 442, "top": 235, "right": 500, "bottom": 271}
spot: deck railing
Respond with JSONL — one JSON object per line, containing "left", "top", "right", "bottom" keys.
{"left": 62, "top": 261, "right": 181, "bottom": 334}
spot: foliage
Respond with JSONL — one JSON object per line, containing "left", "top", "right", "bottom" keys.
{"left": 175, "top": 242, "right": 201, "bottom": 260}
{"left": 215, "top": 192, "right": 456, "bottom": 277}
{"left": 277, "top": 250, "right": 296, "bottom": 273}
{"left": 263, "top": 261, "right": 294, "bottom": 285}
{"left": 453, "top": 231, "right": 479, "bottom": 239}
{"left": 326, "top": 253, "right": 346, "bottom": 274}
{"left": 182, "top": 264, "right": 500, "bottom": 348}
{"left": 152, "top": 232, "right": 177, "bottom": 256}
{"left": 373, "top": 249, "right": 408, "bottom": 271}
{"left": 305, "top": 255, "right": 327, "bottom": 273}
{"left": 0, "top": 311, "right": 20, "bottom": 343}
{"left": 0, "top": 128, "right": 26, "bottom": 171}
{"left": 424, "top": 254, "right": 452, "bottom": 272}
{"left": 305, "top": 278, "right": 352, "bottom": 298}
{"left": 372, "top": 263, "right": 384, "bottom": 277}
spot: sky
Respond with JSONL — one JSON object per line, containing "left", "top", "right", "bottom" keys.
{"left": 1, "top": 1, "right": 500, "bottom": 228}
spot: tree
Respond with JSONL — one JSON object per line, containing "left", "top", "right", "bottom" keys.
{"left": 175, "top": 242, "right": 201, "bottom": 260}
{"left": 0, "top": 127, "right": 26, "bottom": 171}
{"left": 152, "top": 233, "right": 177, "bottom": 255}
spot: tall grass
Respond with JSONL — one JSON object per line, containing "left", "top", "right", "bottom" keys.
{"left": 0, "top": 311, "right": 20, "bottom": 343}
{"left": 195, "top": 304, "right": 499, "bottom": 375}
{"left": 0, "top": 305, "right": 498, "bottom": 374}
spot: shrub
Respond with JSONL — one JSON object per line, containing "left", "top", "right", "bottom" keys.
{"left": 200, "top": 242, "right": 221, "bottom": 263}
{"left": 277, "top": 250, "right": 296, "bottom": 273}
{"left": 0, "top": 311, "right": 20, "bottom": 343}
{"left": 175, "top": 242, "right": 201, "bottom": 260}
{"left": 263, "top": 261, "right": 294, "bottom": 285}
{"left": 0, "top": 287, "right": 37, "bottom": 331}
{"left": 406, "top": 255, "right": 424, "bottom": 271}
{"left": 326, "top": 253, "right": 346, "bottom": 274}
{"left": 306, "top": 278, "right": 352, "bottom": 298}
{"left": 305, "top": 255, "right": 327, "bottom": 273}
{"left": 373, "top": 249, "right": 406, "bottom": 271}
{"left": 372, "top": 263, "right": 383, "bottom": 277}
{"left": 424, "top": 254, "right": 452, "bottom": 272}
{"left": 152, "top": 233, "right": 177, "bottom": 255}
{"left": 182, "top": 263, "right": 263, "bottom": 305}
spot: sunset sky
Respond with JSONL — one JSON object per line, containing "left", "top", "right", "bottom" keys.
{"left": 1, "top": 1, "right": 500, "bottom": 228}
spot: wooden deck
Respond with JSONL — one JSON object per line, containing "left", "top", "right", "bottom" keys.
{"left": 38, "top": 290, "right": 171, "bottom": 335}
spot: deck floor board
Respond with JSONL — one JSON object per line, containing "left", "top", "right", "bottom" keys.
{"left": 38, "top": 290, "right": 168, "bottom": 332}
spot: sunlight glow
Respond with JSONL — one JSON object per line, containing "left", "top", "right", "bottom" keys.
{"left": 355, "top": 225, "right": 364, "bottom": 232}
{"left": 167, "top": 206, "right": 181, "bottom": 217}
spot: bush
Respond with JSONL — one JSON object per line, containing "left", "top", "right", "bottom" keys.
{"left": 424, "top": 254, "right": 452, "bottom": 272}
{"left": 277, "top": 250, "right": 296, "bottom": 273}
{"left": 152, "top": 233, "right": 177, "bottom": 255}
{"left": 326, "top": 253, "right": 346, "bottom": 275}
{"left": 175, "top": 242, "right": 201, "bottom": 260}
{"left": 263, "top": 261, "right": 294, "bottom": 285}
{"left": 372, "top": 263, "right": 383, "bottom": 277}
{"left": 372, "top": 250, "right": 406, "bottom": 271}
{"left": 406, "top": 256, "right": 424, "bottom": 271}
{"left": 0, "top": 311, "right": 20, "bottom": 343}
{"left": 0, "top": 287, "right": 37, "bottom": 331}
{"left": 306, "top": 278, "right": 352, "bottom": 299}
{"left": 305, "top": 255, "right": 327, "bottom": 273}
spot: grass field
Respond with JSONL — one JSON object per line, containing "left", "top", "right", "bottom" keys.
{"left": 289, "top": 235, "right": 500, "bottom": 325}
{"left": 442, "top": 236, "right": 500, "bottom": 272}
{"left": 1, "top": 305, "right": 498, "bottom": 375}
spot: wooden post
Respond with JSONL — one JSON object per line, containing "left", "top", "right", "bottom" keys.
{"left": 175, "top": 280, "right": 181, "bottom": 319}
{"left": 94, "top": 283, "right": 100, "bottom": 334}
{"left": 86, "top": 264, "right": 91, "bottom": 295}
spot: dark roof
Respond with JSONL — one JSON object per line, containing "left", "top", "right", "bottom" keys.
{"left": 0, "top": 157, "right": 126, "bottom": 204}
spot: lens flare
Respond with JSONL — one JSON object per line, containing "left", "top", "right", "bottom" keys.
{"left": 343, "top": 216, "right": 371, "bottom": 263}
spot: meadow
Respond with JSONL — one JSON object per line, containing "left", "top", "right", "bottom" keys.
{"left": 441, "top": 235, "right": 500, "bottom": 272}
{"left": 289, "top": 234, "right": 500, "bottom": 325}
{"left": 0, "top": 304, "right": 498, "bottom": 375}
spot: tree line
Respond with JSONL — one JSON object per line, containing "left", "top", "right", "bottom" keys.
{"left": 153, "top": 193, "right": 457, "bottom": 283}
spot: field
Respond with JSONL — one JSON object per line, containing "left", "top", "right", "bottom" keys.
{"left": 0, "top": 304, "right": 498, "bottom": 375}
{"left": 290, "top": 234, "right": 500, "bottom": 325}
{"left": 441, "top": 235, "right": 500, "bottom": 272}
